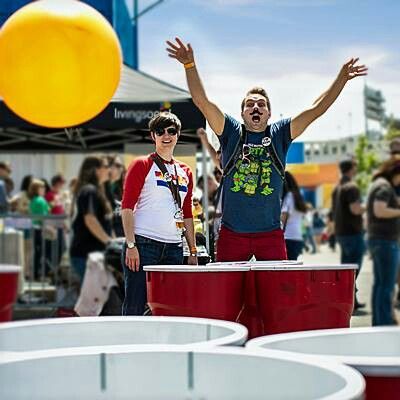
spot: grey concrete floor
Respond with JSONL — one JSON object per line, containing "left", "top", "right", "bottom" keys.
{"left": 300, "top": 241, "right": 400, "bottom": 327}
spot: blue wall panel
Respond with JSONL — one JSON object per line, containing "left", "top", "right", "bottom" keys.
{"left": 0, "top": 0, "right": 136, "bottom": 68}
{"left": 302, "top": 188, "right": 316, "bottom": 208}
{"left": 286, "top": 141, "right": 304, "bottom": 164}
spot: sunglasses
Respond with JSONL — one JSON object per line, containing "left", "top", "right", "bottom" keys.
{"left": 154, "top": 127, "right": 179, "bottom": 136}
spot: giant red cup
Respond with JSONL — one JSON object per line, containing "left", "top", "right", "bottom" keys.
{"left": 252, "top": 263, "right": 357, "bottom": 335}
{"left": 0, "top": 265, "right": 21, "bottom": 322}
{"left": 145, "top": 264, "right": 249, "bottom": 321}
{"left": 247, "top": 327, "right": 400, "bottom": 400}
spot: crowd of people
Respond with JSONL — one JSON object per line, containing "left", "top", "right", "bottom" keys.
{"left": 0, "top": 155, "right": 126, "bottom": 282}
{"left": 2, "top": 124, "right": 400, "bottom": 326}
{"left": 331, "top": 140, "right": 400, "bottom": 326}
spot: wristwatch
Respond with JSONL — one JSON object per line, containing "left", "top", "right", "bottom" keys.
{"left": 189, "top": 246, "right": 198, "bottom": 257}
{"left": 127, "top": 240, "right": 136, "bottom": 249}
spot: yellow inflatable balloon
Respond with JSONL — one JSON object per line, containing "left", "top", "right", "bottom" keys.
{"left": 0, "top": 0, "right": 122, "bottom": 128}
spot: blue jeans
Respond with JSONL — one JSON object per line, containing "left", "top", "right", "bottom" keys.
{"left": 70, "top": 256, "right": 87, "bottom": 282}
{"left": 285, "top": 239, "right": 303, "bottom": 260}
{"left": 122, "top": 235, "right": 183, "bottom": 316}
{"left": 336, "top": 234, "right": 365, "bottom": 279}
{"left": 368, "top": 239, "right": 399, "bottom": 326}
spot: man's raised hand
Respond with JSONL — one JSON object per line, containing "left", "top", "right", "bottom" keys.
{"left": 166, "top": 37, "right": 194, "bottom": 65}
{"left": 341, "top": 58, "right": 368, "bottom": 81}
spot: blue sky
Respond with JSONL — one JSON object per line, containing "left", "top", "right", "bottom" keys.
{"left": 135, "top": 0, "right": 400, "bottom": 141}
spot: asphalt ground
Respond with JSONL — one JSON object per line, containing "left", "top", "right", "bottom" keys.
{"left": 300, "top": 241, "right": 400, "bottom": 327}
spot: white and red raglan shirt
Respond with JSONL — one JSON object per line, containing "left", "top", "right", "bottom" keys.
{"left": 121, "top": 153, "right": 194, "bottom": 243}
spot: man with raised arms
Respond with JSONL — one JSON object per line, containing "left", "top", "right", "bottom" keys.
{"left": 166, "top": 37, "right": 367, "bottom": 262}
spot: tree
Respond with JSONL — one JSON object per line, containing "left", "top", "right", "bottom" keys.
{"left": 354, "top": 135, "right": 380, "bottom": 196}
{"left": 384, "top": 117, "right": 400, "bottom": 141}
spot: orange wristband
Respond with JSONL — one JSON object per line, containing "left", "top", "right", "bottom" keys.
{"left": 184, "top": 62, "right": 195, "bottom": 70}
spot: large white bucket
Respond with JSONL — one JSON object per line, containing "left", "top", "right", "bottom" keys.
{"left": 0, "top": 346, "right": 365, "bottom": 399}
{"left": 247, "top": 327, "right": 400, "bottom": 400}
{"left": 0, "top": 316, "right": 247, "bottom": 352}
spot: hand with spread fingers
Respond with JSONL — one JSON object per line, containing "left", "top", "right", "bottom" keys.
{"left": 340, "top": 58, "right": 368, "bottom": 81}
{"left": 166, "top": 37, "right": 194, "bottom": 65}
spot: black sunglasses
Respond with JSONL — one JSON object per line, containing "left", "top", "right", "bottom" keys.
{"left": 154, "top": 127, "right": 179, "bottom": 136}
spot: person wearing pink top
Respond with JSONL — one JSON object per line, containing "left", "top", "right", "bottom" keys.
{"left": 121, "top": 112, "right": 197, "bottom": 315}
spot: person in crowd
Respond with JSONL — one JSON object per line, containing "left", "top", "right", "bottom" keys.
{"left": 69, "top": 156, "right": 113, "bottom": 282}
{"left": 28, "top": 179, "right": 50, "bottom": 279}
{"left": 4, "top": 176, "right": 14, "bottom": 197}
{"left": 0, "top": 161, "right": 11, "bottom": 214}
{"left": 45, "top": 174, "right": 66, "bottom": 215}
{"left": 192, "top": 196, "right": 204, "bottom": 234}
{"left": 121, "top": 112, "right": 196, "bottom": 316}
{"left": 40, "top": 178, "right": 51, "bottom": 195}
{"left": 45, "top": 174, "right": 67, "bottom": 267}
{"left": 107, "top": 154, "right": 126, "bottom": 237}
{"left": 281, "top": 171, "right": 307, "bottom": 260}
{"left": 109, "top": 155, "right": 125, "bottom": 201}
{"left": 312, "top": 210, "right": 325, "bottom": 249}
{"left": 10, "top": 174, "right": 33, "bottom": 278}
{"left": 11, "top": 174, "right": 32, "bottom": 214}
{"left": 366, "top": 158, "right": 400, "bottom": 326}
{"left": 197, "top": 174, "right": 219, "bottom": 205}
{"left": 197, "top": 173, "right": 220, "bottom": 259}
{"left": 388, "top": 138, "right": 400, "bottom": 308}
{"left": 331, "top": 158, "right": 365, "bottom": 309}
{"left": 63, "top": 177, "right": 77, "bottom": 217}
{"left": 326, "top": 210, "right": 336, "bottom": 252}
{"left": 302, "top": 203, "right": 317, "bottom": 254}
{"left": 166, "top": 37, "right": 367, "bottom": 261}
{"left": 197, "top": 127, "right": 222, "bottom": 174}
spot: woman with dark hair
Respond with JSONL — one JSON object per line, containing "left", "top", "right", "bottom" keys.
{"left": 281, "top": 171, "right": 307, "bottom": 260}
{"left": 367, "top": 158, "right": 400, "bottom": 326}
{"left": 107, "top": 154, "right": 126, "bottom": 237}
{"left": 70, "top": 155, "right": 113, "bottom": 282}
{"left": 10, "top": 174, "right": 32, "bottom": 213}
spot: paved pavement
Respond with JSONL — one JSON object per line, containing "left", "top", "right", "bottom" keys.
{"left": 301, "top": 242, "right": 400, "bottom": 328}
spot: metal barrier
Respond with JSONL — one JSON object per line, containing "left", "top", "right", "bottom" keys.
{"left": 0, "top": 214, "right": 78, "bottom": 313}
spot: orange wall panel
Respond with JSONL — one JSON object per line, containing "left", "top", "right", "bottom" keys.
{"left": 287, "top": 163, "right": 339, "bottom": 187}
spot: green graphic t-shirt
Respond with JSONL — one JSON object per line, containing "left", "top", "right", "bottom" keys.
{"left": 218, "top": 115, "right": 292, "bottom": 233}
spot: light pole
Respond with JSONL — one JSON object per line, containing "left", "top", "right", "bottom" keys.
{"left": 131, "top": 0, "right": 165, "bottom": 70}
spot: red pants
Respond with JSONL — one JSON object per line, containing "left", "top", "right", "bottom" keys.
{"left": 216, "top": 225, "right": 287, "bottom": 262}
